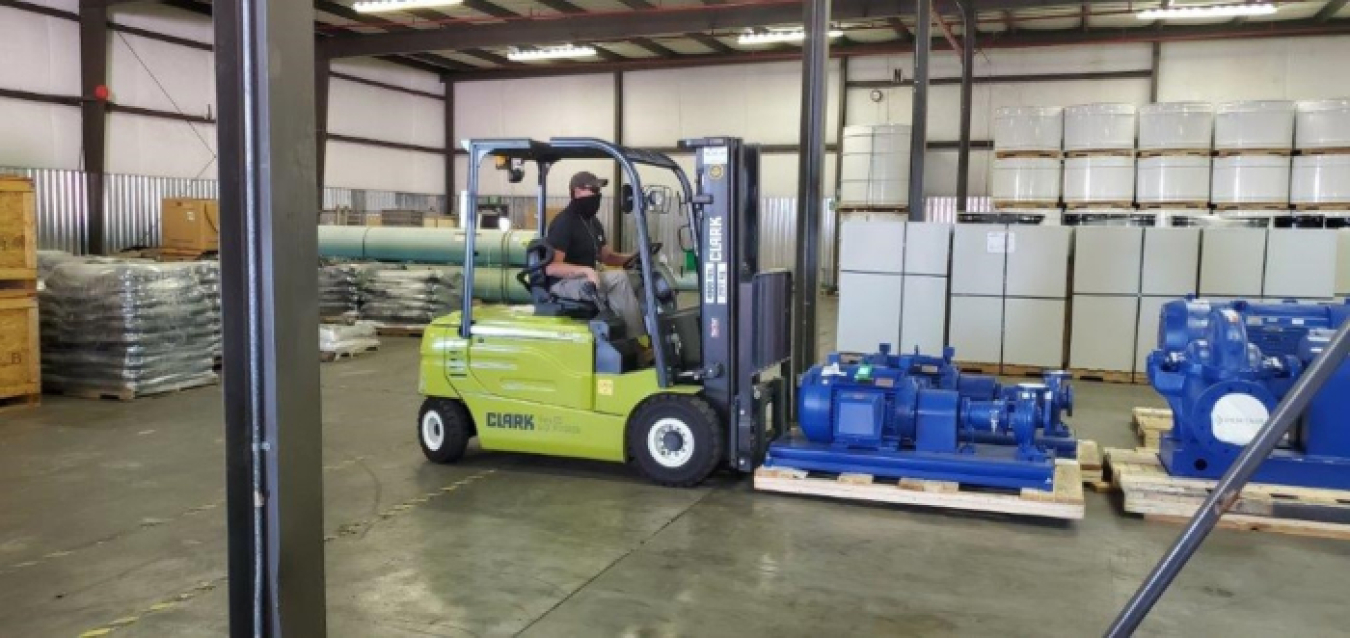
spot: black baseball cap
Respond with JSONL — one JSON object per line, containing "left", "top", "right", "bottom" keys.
{"left": 568, "top": 171, "right": 609, "bottom": 192}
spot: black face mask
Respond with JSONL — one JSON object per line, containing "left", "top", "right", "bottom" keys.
{"left": 573, "top": 195, "right": 602, "bottom": 219}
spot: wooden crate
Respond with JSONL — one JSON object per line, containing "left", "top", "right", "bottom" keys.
{"left": 1132, "top": 406, "right": 1172, "bottom": 450}
{"left": 0, "top": 297, "right": 40, "bottom": 405}
{"left": 0, "top": 177, "right": 38, "bottom": 283}
{"left": 754, "top": 459, "right": 1084, "bottom": 520}
{"left": 1105, "top": 447, "right": 1350, "bottom": 541}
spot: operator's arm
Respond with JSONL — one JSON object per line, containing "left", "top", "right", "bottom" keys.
{"left": 545, "top": 250, "right": 598, "bottom": 283}
{"left": 598, "top": 245, "right": 632, "bottom": 268}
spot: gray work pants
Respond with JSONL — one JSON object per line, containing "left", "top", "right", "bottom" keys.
{"left": 550, "top": 270, "right": 646, "bottom": 338}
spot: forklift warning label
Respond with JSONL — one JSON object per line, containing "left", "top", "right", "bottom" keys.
{"left": 705, "top": 216, "right": 726, "bottom": 306}
{"left": 704, "top": 146, "right": 728, "bottom": 165}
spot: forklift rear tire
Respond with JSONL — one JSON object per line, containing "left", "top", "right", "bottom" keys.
{"left": 627, "top": 394, "right": 723, "bottom": 487}
{"left": 419, "top": 398, "right": 471, "bottom": 464}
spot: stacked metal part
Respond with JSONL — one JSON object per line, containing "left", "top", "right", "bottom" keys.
{"left": 987, "top": 106, "right": 1063, "bottom": 225}
{"left": 1211, "top": 100, "right": 1296, "bottom": 226}
{"left": 1062, "top": 103, "right": 1144, "bottom": 226}
{"left": 1137, "top": 102, "right": 1215, "bottom": 227}
{"left": 1148, "top": 298, "right": 1350, "bottom": 489}
{"left": 39, "top": 261, "right": 220, "bottom": 397}
{"left": 766, "top": 344, "right": 1078, "bottom": 491}
{"left": 357, "top": 266, "right": 464, "bottom": 325}
{"left": 838, "top": 124, "right": 912, "bottom": 212}
{"left": 318, "top": 263, "right": 360, "bottom": 320}
{"left": 1293, "top": 99, "right": 1350, "bottom": 228}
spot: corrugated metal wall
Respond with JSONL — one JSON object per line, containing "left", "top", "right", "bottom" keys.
{"left": 925, "top": 196, "right": 994, "bottom": 224}
{"left": 104, "top": 174, "right": 219, "bottom": 251}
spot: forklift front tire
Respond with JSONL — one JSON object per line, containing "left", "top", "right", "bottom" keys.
{"left": 627, "top": 394, "right": 724, "bottom": 487}
{"left": 419, "top": 398, "right": 471, "bottom": 464}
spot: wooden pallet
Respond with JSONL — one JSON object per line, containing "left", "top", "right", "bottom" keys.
{"left": 1214, "top": 148, "right": 1293, "bottom": 157}
{"left": 1213, "top": 203, "right": 1290, "bottom": 211}
{"left": 0, "top": 392, "right": 39, "bottom": 413}
{"left": 1105, "top": 447, "right": 1350, "bottom": 540}
{"left": 374, "top": 323, "right": 426, "bottom": 337}
{"left": 320, "top": 344, "right": 379, "bottom": 363}
{"left": 320, "top": 315, "right": 357, "bottom": 325}
{"left": 1070, "top": 368, "right": 1136, "bottom": 384}
{"left": 1065, "top": 149, "right": 1135, "bottom": 158}
{"left": 1136, "top": 202, "right": 1210, "bottom": 210}
{"left": 754, "top": 459, "right": 1084, "bottom": 520}
{"left": 995, "top": 150, "right": 1062, "bottom": 159}
{"left": 1137, "top": 149, "right": 1212, "bottom": 158}
{"left": 45, "top": 376, "right": 219, "bottom": 402}
{"left": 1292, "top": 203, "right": 1350, "bottom": 211}
{"left": 1077, "top": 439, "right": 1108, "bottom": 491}
{"left": 954, "top": 360, "right": 1002, "bottom": 376}
{"left": 1296, "top": 147, "right": 1350, "bottom": 156}
{"left": 836, "top": 205, "right": 909, "bottom": 214}
{"left": 1131, "top": 407, "right": 1172, "bottom": 450}
{"left": 1064, "top": 201, "right": 1135, "bottom": 209}
{"left": 991, "top": 200, "right": 1059, "bottom": 210}
{"left": 1000, "top": 363, "right": 1060, "bottom": 378}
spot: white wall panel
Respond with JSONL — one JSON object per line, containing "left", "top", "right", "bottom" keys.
{"left": 924, "top": 150, "right": 990, "bottom": 197}
{"left": 109, "top": 31, "right": 215, "bottom": 115}
{"left": 332, "top": 58, "right": 445, "bottom": 97}
{"left": 454, "top": 154, "right": 615, "bottom": 198}
{"left": 624, "top": 61, "right": 840, "bottom": 147}
{"left": 106, "top": 112, "right": 217, "bottom": 179}
{"left": 108, "top": 4, "right": 213, "bottom": 42}
{"left": 328, "top": 77, "right": 443, "bottom": 147}
{"left": 455, "top": 74, "right": 613, "bottom": 143}
{"left": 327, "top": 141, "right": 443, "bottom": 195}
{"left": 1158, "top": 36, "right": 1350, "bottom": 102}
{"left": 0, "top": 6, "right": 79, "bottom": 95}
{"left": 0, "top": 98, "right": 82, "bottom": 170}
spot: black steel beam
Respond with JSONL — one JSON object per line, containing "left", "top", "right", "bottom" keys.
{"left": 793, "top": 0, "right": 829, "bottom": 392}
{"left": 829, "top": 56, "right": 849, "bottom": 292}
{"left": 908, "top": 0, "right": 930, "bottom": 220}
{"left": 955, "top": 0, "right": 974, "bottom": 213}
{"left": 79, "top": 0, "right": 108, "bottom": 255}
{"left": 1149, "top": 41, "right": 1161, "bottom": 102}
{"left": 0, "top": 86, "right": 80, "bottom": 107}
{"left": 535, "top": 0, "right": 585, "bottom": 14}
{"left": 328, "top": 133, "right": 447, "bottom": 155}
{"left": 330, "top": 71, "right": 445, "bottom": 100}
{"left": 847, "top": 68, "right": 1154, "bottom": 87}
{"left": 612, "top": 71, "right": 624, "bottom": 251}
{"left": 888, "top": 16, "right": 911, "bottom": 40}
{"left": 317, "top": 48, "right": 331, "bottom": 208}
{"left": 630, "top": 37, "right": 682, "bottom": 58}
{"left": 687, "top": 32, "right": 736, "bottom": 54}
{"left": 461, "top": 0, "right": 519, "bottom": 19}
{"left": 161, "top": 0, "right": 210, "bottom": 17}
{"left": 591, "top": 44, "right": 627, "bottom": 62}
{"left": 459, "top": 48, "right": 512, "bottom": 66}
{"left": 107, "top": 101, "right": 214, "bottom": 124}
{"left": 214, "top": 0, "right": 328, "bottom": 634}
{"left": 617, "top": 0, "right": 653, "bottom": 8}
{"left": 445, "top": 80, "right": 457, "bottom": 200}
{"left": 1317, "top": 0, "right": 1349, "bottom": 21}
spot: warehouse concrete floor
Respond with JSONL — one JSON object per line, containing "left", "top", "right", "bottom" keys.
{"left": 3, "top": 301, "right": 1349, "bottom": 637}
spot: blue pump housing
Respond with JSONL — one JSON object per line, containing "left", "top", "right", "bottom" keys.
{"left": 770, "top": 344, "right": 1077, "bottom": 491}
{"left": 1149, "top": 298, "right": 1350, "bottom": 489}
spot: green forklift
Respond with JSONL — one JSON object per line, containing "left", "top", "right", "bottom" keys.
{"left": 416, "top": 137, "right": 791, "bottom": 486}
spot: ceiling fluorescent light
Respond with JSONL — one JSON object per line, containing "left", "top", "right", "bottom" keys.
{"left": 507, "top": 45, "right": 598, "bottom": 62}
{"left": 353, "top": 0, "right": 464, "bottom": 13}
{"left": 738, "top": 29, "right": 845, "bottom": 45}
{"left": 1137, "top": 3, "right": 1276, "bottom": 20}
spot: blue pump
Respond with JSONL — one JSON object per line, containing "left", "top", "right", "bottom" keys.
{"left": 769, "top": 344, "right": 1077, "bottom": 492}
{"left": 1149, "top": 298, "right": 1350, "bottom": 490}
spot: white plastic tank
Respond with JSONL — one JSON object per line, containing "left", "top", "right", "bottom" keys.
{"left": 994, "top": 106, "right": 1064, "bottom": 153}
{"left": 1292, "top": 154, "right": 1350, "bottom": 205}
{"left": 1214, "top": 100, "right": 1296, "bottom": 151}
{"left": 991, "top": 157, "right": 1062, "bottom": 202}
{"left": 1211, "top": 155, "right": 1292, "bottom": 205}
{"left": 1296, "top": 99, "right": 1350, "bottom": 150}
{"left": 1063, "top": 103, "right": 1137, "bottom": 152}
{"left": 1136, "top": 155, "right": 1212, "bottom": 204}
{"left": 1063, "top": 156, "right": 1136, "bottom": 203}
{"left": 1138, "top": 102, "right": 1214, "bottom": 151}
{"left": 839, "top": 124, "right": 912, "bottom": 208}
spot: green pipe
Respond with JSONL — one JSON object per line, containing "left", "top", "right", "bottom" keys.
{"left": 318, "top": 226, "right": 537, "bottom": 266}
{"left": 445, "top": 266, "right": 533, "bottom": 305}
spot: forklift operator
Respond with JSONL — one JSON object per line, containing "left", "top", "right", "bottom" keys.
{"left": 545, "top": 171, "right": 646, "bottom": 337}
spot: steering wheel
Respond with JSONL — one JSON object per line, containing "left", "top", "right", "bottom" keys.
{"left": 624, "top": 242, "right": 663, "bottom": 269}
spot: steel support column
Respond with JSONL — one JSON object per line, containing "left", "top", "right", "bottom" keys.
{"left": 955, "top": 0, "right": 975, "bottom": 214}
{"left": 1108, "top": 319, "right": 1350, "bottom": 636}
{"left": 215, "top": 0, "right": 328, "bottom": 635}
{"left": 793, "top": 0, "right": 829, "bottom": 383}
{"left": 79, "top": 0, "right": 108, "bottom": 254}
{"left": 907, "top": 0, "right": 931, "bottom": 220}
{"left": 445, "top": 79, "right": 457, "bottom": 212}
{"left": 829, "top": 56, "right": 849, "bottom": 293}
{"left": 612, "top": 71, "right": 625, "bottom": 250}
{"left": 316, "top": 46, "right": 331, "bottom": 209}
{"left": 1148, "top": 41, "right": 1161, "bottom": 102}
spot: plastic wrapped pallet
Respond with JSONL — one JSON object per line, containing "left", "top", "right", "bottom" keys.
{"left": 39, "top": 261, "right": 220, "bottom": 398}
{"left": 318, "top": 263, "right": 360, "bottom": 320}
{"left": 357, "top": 266, "right": 463, "bottom": 325}
{"left": 319, "top": 322, "right": 380, "bottom": 359}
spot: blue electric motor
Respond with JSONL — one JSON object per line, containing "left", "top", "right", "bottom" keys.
{"left": 768, "top": 344, "right": 1077, "bottom": 491}
{"left": 1149, "top": 298, "right": 1350, "bottom": 489}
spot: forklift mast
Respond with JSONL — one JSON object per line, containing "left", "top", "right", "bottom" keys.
{"left": 683, "top": 137, "right": 793, "bottom": 471}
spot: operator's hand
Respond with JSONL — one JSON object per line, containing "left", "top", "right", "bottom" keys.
{"left": 583, "top": 267, "right": 602, "bottom": 287}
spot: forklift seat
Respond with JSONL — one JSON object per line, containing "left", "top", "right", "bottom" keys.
{"left": 516, "top": 239, "right": 600, "bottom": 320}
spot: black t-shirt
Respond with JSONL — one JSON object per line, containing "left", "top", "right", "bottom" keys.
{"left": 545, "top": 203, "right": 607, "bottom": 269}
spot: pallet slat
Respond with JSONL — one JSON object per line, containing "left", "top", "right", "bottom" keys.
{"left": 1070, "top": 368, "right": 1136, "bottom": 385}
{"left": 1131, "top": 406, "right": 1172, "bottom": 450}
{"left": 45, "top": 376, "right": 218, "bottom": 402}
{"left": 320, "top": 344, "right": 379, "bottom": 363}
{"left": 754, "top": 459, "right": 1085, "bottom": 520}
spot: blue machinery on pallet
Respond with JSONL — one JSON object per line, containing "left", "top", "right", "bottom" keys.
{"left": 1148, "top": 298, "right": 1350, "bottom": 490}
{"left": 766, "top": 345, "right": 1078, "bottom": 491}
